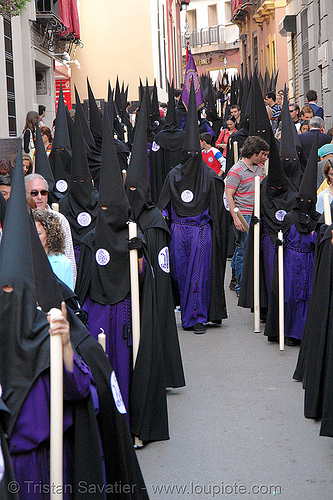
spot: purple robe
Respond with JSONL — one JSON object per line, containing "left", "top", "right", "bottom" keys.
{"left": 283, "top": 224, "right": 316, "bottom": 339}
{"left": 10, "top": 353, "right": 97, "bottom": 500}
{"left": 82, "top": 295, "right": 131, "bottom": 421}
{"left": 74, "top": 244, "right": 80, "bottom": 268}
{"left": 167, "top": 204, "right": 212, "bottom": 328}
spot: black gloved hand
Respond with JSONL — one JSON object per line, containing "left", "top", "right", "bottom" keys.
{"left": 128, "top": 236, "right": 143, "bottom": 258}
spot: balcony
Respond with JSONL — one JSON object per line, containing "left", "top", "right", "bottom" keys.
{"left": 232, "top": 0, "right": 253, "bottom": 25}
{"left": 182, "top": 24, "right": 239, "bottom": 53}
{"left": 32, "top": 0, "right": 83, "bottom": 57}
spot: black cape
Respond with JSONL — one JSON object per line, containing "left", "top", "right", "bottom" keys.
{"left": 158, "top": 162, "right": 229, "bottom": 322}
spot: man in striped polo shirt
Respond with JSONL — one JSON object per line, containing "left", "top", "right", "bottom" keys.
{"left": 225, "top": 136, "right": 269, "bottom": 295}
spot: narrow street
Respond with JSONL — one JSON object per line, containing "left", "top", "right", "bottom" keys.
{"left": 137, "top": 266, "right": 333, "bottom": 499}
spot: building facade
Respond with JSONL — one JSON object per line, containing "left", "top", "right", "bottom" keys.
{"left": 181, "top": 0, "right": 240, "bottom": 82}
{"left": 0, "top": 0, "right": 81, "bottom": 140}
{"left": 282, "top": 0, "right": 333, "bottom": 125}
{"left": 71, "top": 0, "right": 185, "bottom": 104}
{"left": 231, "top": 0, "right": 288, "bottom": 90}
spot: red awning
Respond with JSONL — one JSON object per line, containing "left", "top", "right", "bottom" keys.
{"left": 58, "top": 0, "right": 81, "bottom": 39}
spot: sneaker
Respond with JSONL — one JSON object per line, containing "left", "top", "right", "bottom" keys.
{"left": 193, "top": 323, "right": 206, "bottom": 334}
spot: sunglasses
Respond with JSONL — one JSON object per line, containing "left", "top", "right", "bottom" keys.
{"left": 29, "top": 189, "right": 48, "bottom": 197}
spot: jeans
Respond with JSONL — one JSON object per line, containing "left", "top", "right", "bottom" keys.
{"left": 232, "top": 215, "right": 251, "bottom": 293}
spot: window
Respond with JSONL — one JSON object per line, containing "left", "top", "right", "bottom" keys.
{"left": 300, "top": 9, "right": 309, "bottom": 95}
{"left": 208, "top": 4, "right": 218, "bottom": 26}
{"left": 187, "top": 9, "right": 197, "bottom": 30}
{"left": 3, "top": 16, "right": 16, "bottom": 137}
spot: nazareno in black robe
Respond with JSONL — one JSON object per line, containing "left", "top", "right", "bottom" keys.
{"left": 293, "top": 222, "right": 333, "bottom": 437}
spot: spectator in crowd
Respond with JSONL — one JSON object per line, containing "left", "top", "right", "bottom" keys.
{"left": 316, "top": 159, "right": 333, "bottom": 213}
{"left": 215, "top": 115, "right": 237, "bottom": 158}
{"left": 225, "top": 136, "right": 269, "bottom": 296}
{"left": 230, "top": 104, "right": 241, "bottom": 126}
{"left": 200, "top": 132, "right": 226, "bottom": 176}
{"left": 306, "top": 89, "right": 324, "bottom": 119}
{"left": 23, "top": 110, "right": 38, "bottom": 155}
{"left": 264, "top": 91, "right": 281, "bottom": 124}
{"left": 25, "top": 173, "right": 77, "bottom": 283}
{"left": 317, "top": 143, "right": 333, "bottom": 190}
{"left": 0, "top": 175, "right": 11, "bottom": 201}
{"left": 38, "top": 104, "right": 46, "bottom": 126}
{"left": 299, "top": 116, "right": 331, "bottom": 159}
{"left": 296, "top": 105, "right": 314, "bottom": 133}
{"left": 33, "top": 209, "right": 74, "bottom": 290}
{"left": 40, "top": 126, "right": 53, "bottom": 156}
{"left": 11, "top": 153, "right": 33, "bottom": 176}
{"left": 289, "top": 102, "right": 300, "bottom": 125}
{"left": 300, "top": 120, "right": 310, "bottom": 134}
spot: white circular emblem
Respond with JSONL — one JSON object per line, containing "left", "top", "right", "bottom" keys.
{"left": 56, "top": 179, "right": 68, "bottom": 193}
{"left": 223, "top": 192, "right": 230, "bottom": 211}
{"left": 110, "top": 372, "right": 126, "bottom": 414}
{"left": 158, "top": 246, "right": 170, "bottom": 273}
{"left": 77, "top": 212, "right": 92, "bottom": 227}
{"left": 208, "top": 156, "right": 213, "bottom": 163}
{"left": 95, "top": 248, "right": 110, "bottom": 266}
{"left": 275, "top": 210, "right": 287, "bottom": 222}
{"left": 181, "top": 190, "right": 194, "bottom": 203}
{"left": 152, "top": 141, "right": 160, "bottom": 152}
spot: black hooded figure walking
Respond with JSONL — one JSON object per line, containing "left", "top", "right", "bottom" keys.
{"left": 0, "top": 142, "right": 106, "bottom": 499}
{"left": 28, "top": 200, "right": 150, "bottom": 500}
{"left": 76, "top": 105, "right": 169, "bottom": 443}
{"left": 158, "top": 78, "right": 229, "bottom": 334}
{"left": 264, "top": 134, "right": 320, "bottom": 345}
{"left": 49, "top": 84, "right": 72, "bottom": 198}
{"left": 125, "top": 89, "right": 185, "bottom": 389}
{"left": 59, "top": 104, "right": 99, "bottom": 264}
{"left": 149, "top": 82, "right": 185, "bottom": 204}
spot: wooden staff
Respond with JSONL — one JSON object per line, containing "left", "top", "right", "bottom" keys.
{"left": 49, "top": 308, "right": 63, "bottom": 499}
{"left": 123, "top": 125, "right": 128, "bottom": 144}
{"left": 122, "top": 169, "right": 127, "bottom": 184}
{"left": 98, "top": 328, "right": 106, "bottom": 351}
{"left": 253, "top": 175, "right": 260, "bottom": 333}
{"left": 233, "top": 141, "right": 239, "bottom": 164}
{"left": 277, "top": 231, "right": 284, "bottom": 351}
{"left": 323, "top": 192, "right": 332, "bottom": 225}
{"left": 128, "top": 221, "right": 143, "bottom": 448}
{"left": 51, "top": 203, "right": 59, "bottom": 212}
{"left": 234, "top": 208, "right": 249, "bottom": 232}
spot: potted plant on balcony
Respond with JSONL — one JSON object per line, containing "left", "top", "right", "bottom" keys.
{"left": 0, "top": 0, "right": 31, "bottom": 17}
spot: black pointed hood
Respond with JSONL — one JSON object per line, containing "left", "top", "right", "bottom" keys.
{"left": 74, "top": 85, "right": 102, "bottom": 187}
{"left": 90, "top": 102, "right": 131, "bottom": 305}
{"left": 0, "top": 141, "right": 50, "bottom": 435}
{"left": 35, "top": 123, "right": 55, "bottom": 193}
{"left": 114, "top": 76, "right": 122, "bottom": 115}
{"left": 284, "top": 132, "right": 320, "bottom": 234}
{"left": 261, "top": 130, "right": 297, "bottom": 239}
{"left": 49, "top": 84, "right": 71, "bottom": 196}
{"left": 280, "top": 86, "right": 303, "bottom": 188}
{"left": 59, "top": 106, "right": 99, "bottom": 245}
{"left": 249, "top": 72, "right": 271, "bottom": 145}
{"left": 183, "top": 77, "right": 201, "bottom": 154}
{"left": 158, "top": 78, "right": 218, "bottom": 217}
{"left": 0, "top": 192, "right": 6, "bottom": 228}
{"left": 164, "top": 81, "right": 177, "bottom": 127}
{"left": 125, "top": 90, "right": 153, "bottom": 220}
{"left": 87, "top": 78, "right": 103, "bottom": 150}
{"left": 151, "top": 80, "right": 160, "bottom": 123}
{"left": 65, "top": 104, "right": 74, "bottom": 147}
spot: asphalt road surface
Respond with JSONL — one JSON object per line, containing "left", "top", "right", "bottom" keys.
{"left": 137, "top": 266, "right": 333, "bottom": 500}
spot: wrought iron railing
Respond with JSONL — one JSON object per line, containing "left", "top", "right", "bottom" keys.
{"left": 182, "top": 25, "right": 226, "bottom": 49}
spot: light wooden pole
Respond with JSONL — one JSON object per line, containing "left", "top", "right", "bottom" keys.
{"left": 98, "top": 328, "right": 106, "bottom": 351}
{"left": 277, "top": 231, "right": 284, "bottom": 351}
{"left": 49, "top": 308, "right": 63, "bottom": 499}
{"left": 233, "top": 141, "right": 239, "bottom": 164}
{"left": 253, "top": 175, "right": 261, "bottom": 333}
{"left": 323, "top": 192, "right": 332, "bottom": 225}
{"left": 234, "top": 208, "right": 249, "bottom": 233}
{"left": 128, "top": 221, "right": 143, "bottom": 448}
